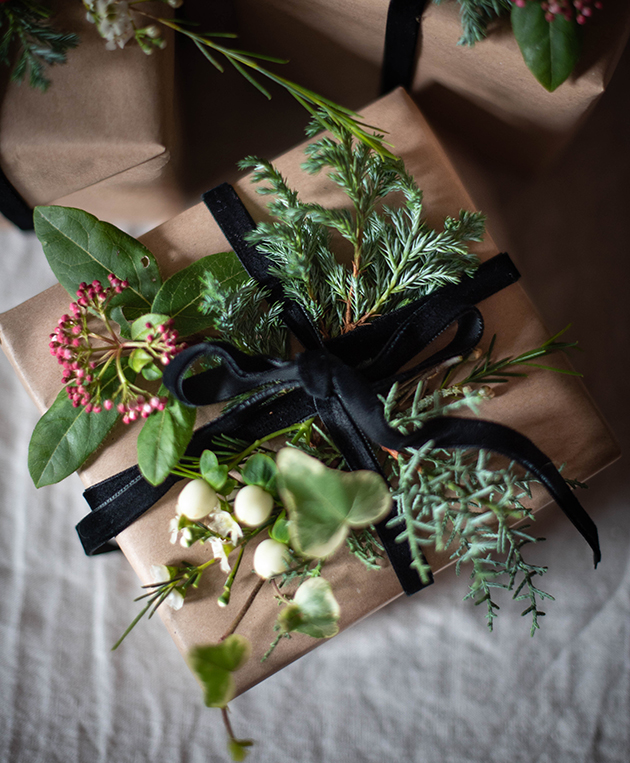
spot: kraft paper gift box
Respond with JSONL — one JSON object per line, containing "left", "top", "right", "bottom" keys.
{"left": 234, "top": 0, "right": 630, "bottom": 170}
{"left": 0, "top": 0, "right": 181, "bottom": 230}
{"left": 0, "top": 89, "right": 619, "bottom": 696}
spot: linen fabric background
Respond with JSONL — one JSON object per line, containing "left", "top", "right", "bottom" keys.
{"left": 1, "top": 40, "right": 629, "bottom": 763}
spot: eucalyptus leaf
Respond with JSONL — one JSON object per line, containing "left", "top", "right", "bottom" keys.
{"left": 200, "top": 449, "right": 229, "bottom": 491}
{"left": 136, "top": 387, "right": 197, "bottom": 486}
{"left": 269, "top": 512, "right": 290, "bottom": 545}
{"left": 278, "top": 577, "right": 340, "bottom": 639}
{"left": 276, "top": 448, "right": 392, "bottom": 558}
{"left": 242, "top": 453, "right": 277, "bottom": 493}
{"left": 188, "top": 634, "right": 251, "bottom": 708}
{"left": 33, "top": 206, "right": 162, "bottom": 320}
{"left": 28, "top": 366, "right": 121, "bottom": 487}
{"left": 151, "top": 253, "right": 248, "bottom": 336}
{"left": 511, "top": 2, "right": 581, "bottom": 91}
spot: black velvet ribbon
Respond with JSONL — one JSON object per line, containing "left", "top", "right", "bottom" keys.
{"left": 381, "top": 0, "right": 429, "bottom": 94}
{"left": 0, "top": 164, "right": 34, "bottom": 231}
{"left": 77, "top": 183, "right": 600, "bottom": 595}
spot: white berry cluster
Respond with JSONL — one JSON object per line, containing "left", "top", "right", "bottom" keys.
{"left": 171, "top": 479, "right": 242, "bottom": 572}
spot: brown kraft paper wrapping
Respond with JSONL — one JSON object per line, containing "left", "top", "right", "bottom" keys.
{"left": 234, "top": 0, "right": 630, "bottom": 169}
{"left": 0, "top": 90, "right": 619, "bottom": 697}
{"left": 0, "top": 0, "right": 181, "bottom": 226}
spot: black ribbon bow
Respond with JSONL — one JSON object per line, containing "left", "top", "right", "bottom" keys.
{"left": 77, "top": 183, "right": 600, "bottom": 596}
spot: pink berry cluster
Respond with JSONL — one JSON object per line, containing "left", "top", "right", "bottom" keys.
{"left": 48, "top": 276, "right": 183, "bottom": 423}
{"left": 513, "top": 0, "right": 602, "bottom": 24}
{"left": 117, "top": 394, "right": 168, "bottom": 424}
{"left": 141, "top": 317, "right": 181, "bottom": 367}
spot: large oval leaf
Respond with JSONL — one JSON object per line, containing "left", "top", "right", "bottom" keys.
{"left": 276, "top": 448, "right": 392, "bottom": 558}
{"left": 151, "top": 252, "right": 248, "bottom": 337}
{"left": 512, "top": 2, "right": 581, "bottom": 92}
{"left": 28, "top": 369, "right": 121, "bottom": 487}
{"left": 136, "top": 387, "right": 197, "bottom": 486}
{"left": 33, "top": 206, "right": 162, "bottom": 321}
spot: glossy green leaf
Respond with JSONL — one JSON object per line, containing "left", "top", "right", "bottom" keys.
{"left": 151, "top": 252, "right": 248, "bottom": 336}
{"left": 129, "top": 348, "right": 153, "bottom": 373}
{"left": 188, "top": 634, "right": 251, "bottom": 708}
{"left": 28, "top": 367, "right": 121, "bottom": 487}
{"left": 136, "top": 387, "right": 197, "bottom": 486}
{"left": 512, "top": 2, "right": 581, "bottom": 91}
{"left": 276, "top": 448, "right": 392, "bottom": 558}
{"left": 278, "top": 577, "right": 340, "bottom": 639}
{"left": 200, "top": 449, "right": 229, "bottom": 491}
{"left": 141, "top": 363, "right": 163, "bottom": 381}
{"left": 33, "top": 206, "right": 162, "bottom": 321}
{"left": 242, "top": 453, "right": 277, "bottom": 493}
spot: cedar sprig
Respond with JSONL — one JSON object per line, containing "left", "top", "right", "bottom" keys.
{"left": 433, "top": 0, "right": 512, "bottom": 46}
{"left": 235, "top": 118, "right": 484, "bottom": 339}
{"left": 199, "top": 274, "right": 290, "bottom": 358}
{"left": 0, "top": 0, "right": 79, "bottom": 90}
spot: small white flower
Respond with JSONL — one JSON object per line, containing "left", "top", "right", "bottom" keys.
{"left": 206, "top": 509, "right": 243, "bottom": 545}
{"left": 168, "top": 517, "right": 180, "bottom": 545}
{"left": 149, "top": 564, "right": 184, "bottom": 611}
{"left": 209, "top": 537, "right": 231, "bottom": 574}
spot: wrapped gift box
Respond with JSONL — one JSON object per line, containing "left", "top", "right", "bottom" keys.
{"left": 0, "top": 89, "right": 619, "bottom": 696}
{"left": 234, "top": 0, "right": 630, "bottom": 169}
{"left": 0, "top": 0, "right": 181, "bottom": 229}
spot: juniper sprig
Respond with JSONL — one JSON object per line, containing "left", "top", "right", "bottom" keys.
{"left": 206, "top": 116, "right": 485, "bottom": 342}
{"left": 0, "top": 0, "right": 79, "bottom": 90}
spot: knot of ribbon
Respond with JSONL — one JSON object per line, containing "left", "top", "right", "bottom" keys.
{"left": 77, "top": 183, "right": 600, "bottom": 596}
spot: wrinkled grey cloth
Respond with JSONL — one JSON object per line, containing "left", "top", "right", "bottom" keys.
{"left": 2, "top": 50, "right": 630, "bottom": 762}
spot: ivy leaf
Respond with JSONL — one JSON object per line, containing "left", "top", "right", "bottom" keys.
{"left": 33, "top": 206, "right": 162, "bottom": 322}
{"left": 28, "top": 366, "right": 121, "bottom": 487}
{"left": 152, "top": 253, "right": 248, "bottom": 336}
{"left": 136, "top": 386, "right": 196, "bottom": 486}
{"left": 227, "top": 738, "right": 254, "bottom": 762}
{"left": 200, "top": 450, "right": 229, "bottom": 491}
{"left": 276, "top": 448, "right": 392, "bottom": 558}
{"left": 242, "top": 453, "right": 277, "bottom": 494}
{"left": 511, "top": 2, "right": 581, "bottom": 91}
{"left": 188, "top": 634, "right": 251, "bottom": 708}
{"left": 278, "top": 577, "right": 341, "bottom": 639}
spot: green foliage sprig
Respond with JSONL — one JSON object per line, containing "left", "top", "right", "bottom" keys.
{"left": 0, "top": 0, "right": 79, "bottom": 90}
{"left": 437, "top": 0, "right": 601, "bottom": 91}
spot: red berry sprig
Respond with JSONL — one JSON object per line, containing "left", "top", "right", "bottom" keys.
{"left": 48, "top": 275, "right": 184, "bottom": 421}
{"left": 513, "top": 0, "right": 602, "bottom": 25}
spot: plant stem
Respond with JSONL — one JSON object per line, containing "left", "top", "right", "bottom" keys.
{"left": 219, "top": 577, "right": 265, "bottom": 642}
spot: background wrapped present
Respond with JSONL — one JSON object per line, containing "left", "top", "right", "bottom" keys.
{"left": 0, "top": 0, "right": 181, "bottom": 230}
{"left": 234, "top": 0, "right": 630, "bottom": 170}
{"left": 0, "top": 89, "right": 618, "bottom": 704}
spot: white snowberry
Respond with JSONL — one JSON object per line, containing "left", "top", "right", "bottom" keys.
{"left": 176, "top": 479, "right": 219, "bottom": 520}
{"left": 253, "top": 539, "right": 291, "bottom": 579}
{"left": 233, "top": 485, "right": 274, "bottom": 527}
